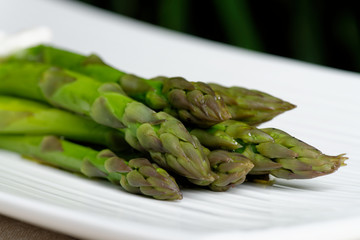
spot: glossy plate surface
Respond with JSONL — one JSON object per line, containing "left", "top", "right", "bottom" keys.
{"left": 0, "top": 0, "right": 360, "bottom": 239}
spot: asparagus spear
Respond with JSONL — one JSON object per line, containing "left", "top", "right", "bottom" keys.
{"left": 0, "top": 135, "right": 182, "bottom": 200}
{"left": 208, "top": 83, "right": 296, "bottom": 125}
{"left": 4, "top": 44, "right": 296, "bottom": 126}
{"left": 3, "top": 45, "right": 231, "bottom": 127}
{"left": 191, "top": 120, "right": 347, "bottom": 179}
{"left": 0, "top": 62, "right": 215, "bottom": 185}
{"left": 0, "top": 95, "right": 255, "bottom": 191}
{"left": 0, "top": 95, "right": 129, "bottom": 151}
{"left": 206, "top": 150, "right": 254, "bottom": 191}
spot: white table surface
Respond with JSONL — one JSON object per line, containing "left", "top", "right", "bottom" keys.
{"left": 0, "top": 0, "right": 360, "bottom": 240}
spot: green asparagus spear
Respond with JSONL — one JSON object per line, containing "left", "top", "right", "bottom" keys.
{"left": 3, "top": 45, "right": 231, "bottom": 127}
{"left": 0, "top": 95, "right": 256, "bottom": 191}
{"left": 0, "top": 95, "right": 129, "bottom": 151}
{"left": 0, "top": 62, "right": 215, "bottom": 185}
{"left": 191, "top": 120, "right": 347, "bottom": 179}
{"left": 208, "top": 83, "right": 296, "bottom": 125}
{"left": 206, "top": 150, "right": 254, "bottom": 191}
{"left": 0, "top": 135, "right": 182, "bottom": 200}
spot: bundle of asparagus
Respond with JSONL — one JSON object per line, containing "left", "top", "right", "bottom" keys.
{"left": 0, "top": 95, "right": 253, "bottom": 192}
{"left": 0, "top": 45, "right": 347, "bottom": 200}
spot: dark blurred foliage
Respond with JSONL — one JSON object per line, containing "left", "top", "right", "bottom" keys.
{"left": 75, "top": 0, "right": 360, "bottom": 73}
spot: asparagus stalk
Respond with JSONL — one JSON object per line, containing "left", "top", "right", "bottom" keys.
{"left": 191, "top": 120, "right": 347, "bottom": 179}
{"left": 0, "top": 95, "right": 255, "bottom": 191}
{"left": 3, "top": 45, "right": 231, "bottom": 127}
{"left": 4, "top": 44, "right": 296, "bottom": 126}
{"left": 0, "top": 135, "right": 182, "bottom": 200}
{"left": 0, "top": 62, "right": 215, "bottom": 185}
{"left": 208, "top": 83, "right": 296, "bottom": 125}
{"left": 0, "top": 95, "right": 129, "bottom": 151}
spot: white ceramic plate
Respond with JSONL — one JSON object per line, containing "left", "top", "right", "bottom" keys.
{"left": 0, "top": 1, "right": 360, "bottom": 239}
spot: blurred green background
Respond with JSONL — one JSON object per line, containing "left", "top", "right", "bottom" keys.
{"left": 75, "top": 0, "right": 359, "bottom": 73}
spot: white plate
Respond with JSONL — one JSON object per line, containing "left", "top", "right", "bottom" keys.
{"left": 0, "top": 26, "right": 52, "bottom": 56}
{"left": 1, "top": 0, "right": 360, "bottom": 239}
